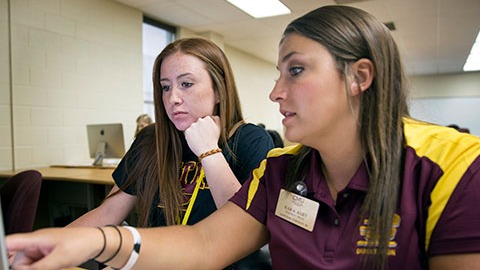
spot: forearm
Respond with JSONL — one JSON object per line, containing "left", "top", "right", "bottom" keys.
{"left": 67, "top": 207, "right": 124, "bottom": 227}
{"left": 184, "top": 116, "right": 241, "bottom": 207}
{"left": 127, "top": 203, "right": 267, "bottom": 270}
{"left": 201, "top": 153, "right": 241, "bottom": 208}
{"left": 127, "top": 226, "right": 215, "bottom": 270}
{"left": 429, "top": 254, "right": 480, "bottom": 270}
{"left": 7, "top": 203, "right": 266, "bottom": 270}
{"left": 67, "top": 186, "right": 136, "bottom": 227}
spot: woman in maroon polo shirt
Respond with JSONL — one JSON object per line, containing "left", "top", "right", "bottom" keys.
{"left": 6, "top": 5, "right": 480, "bottom": 270}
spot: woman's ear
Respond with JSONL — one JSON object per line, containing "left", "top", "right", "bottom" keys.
{"left": 350, "top": 58, "right": 374, "bottom": 96}
{"left": 214, "top": 90, "right": 220, "bottom": 104}
{"left": 213, "top": 91, "right": 220, "bottom": 115}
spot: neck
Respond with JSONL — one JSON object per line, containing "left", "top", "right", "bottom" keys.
{"left": 318, "top": 134, "right": 364, "bottom": 201}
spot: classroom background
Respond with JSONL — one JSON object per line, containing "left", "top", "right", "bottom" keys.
{"left": 1, "top": 0, "right": 480, "bottom": 171}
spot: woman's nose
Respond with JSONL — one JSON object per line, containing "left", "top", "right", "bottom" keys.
{"left": 168, "top": 87, "right": 182, "bottom": 105}
{"left": 270, "top": 79, "right": 286, "bottom": 103}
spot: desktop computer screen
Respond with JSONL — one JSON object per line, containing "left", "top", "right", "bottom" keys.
{"left": 86, "top": 123, "right": 126, "bottom": 166}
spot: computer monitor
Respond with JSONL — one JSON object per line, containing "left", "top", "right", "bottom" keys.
{"left": 86, "top": 123, "right": 126, "bottom": 166}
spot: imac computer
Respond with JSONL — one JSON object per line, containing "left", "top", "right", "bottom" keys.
{"left": 87, "top": 123, "right": 126, "bottom": 167}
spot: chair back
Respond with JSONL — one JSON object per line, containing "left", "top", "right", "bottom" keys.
{"left": 1, "top": 170, "right": 42, "bottom": 234}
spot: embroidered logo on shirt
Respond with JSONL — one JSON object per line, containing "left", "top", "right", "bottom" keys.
{"left": 157, "top": 161, "right": 207, "bottom": 209}
{"left": 356, "top": 214, "right": 400, "bottom": 256}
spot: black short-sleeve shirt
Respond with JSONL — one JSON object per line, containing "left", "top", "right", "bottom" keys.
{"left": 113, "top": 123, "right": 274, "bottom": 226}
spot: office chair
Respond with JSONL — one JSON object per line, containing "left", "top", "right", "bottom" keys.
{"left": 1, "top": 170, "right": 42, "bottom": 234}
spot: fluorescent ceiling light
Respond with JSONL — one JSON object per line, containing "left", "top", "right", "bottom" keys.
{"left": 226, "top": 0, "right": 291, "bottom": 18}
{"left": 463, "top": 31, "right": 480, "bottom": 72}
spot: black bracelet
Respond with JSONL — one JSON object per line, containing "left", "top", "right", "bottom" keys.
{"left": 99, "top": 225, "right": 123, "bottom": 264}
{"left": 93, "top": 227, "right": 106, "bottom": 260}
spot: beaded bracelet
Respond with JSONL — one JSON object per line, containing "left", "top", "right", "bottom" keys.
{"left": 119, "top": 226, "right": 142, "bottom": 270}
{"left": 198, "top": 148, "right": 222, "bottom": 162}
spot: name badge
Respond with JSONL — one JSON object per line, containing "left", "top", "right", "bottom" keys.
{"left": 275, "top": 189, "right": 319, "bottom": 231}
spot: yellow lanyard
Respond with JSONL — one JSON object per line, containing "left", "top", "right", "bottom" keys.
{"left": 180, "top": 169, "right": 205, "bottom": 225}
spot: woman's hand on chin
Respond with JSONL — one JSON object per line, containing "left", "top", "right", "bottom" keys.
{"left": 184, "top": 115, "right": 221, "bottom": 157}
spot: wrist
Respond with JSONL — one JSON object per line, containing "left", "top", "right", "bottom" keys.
{"left": 93, "top": 226, "right": 135, "bottom": 269}
{"left": 198, "top": 148, "right": 222, "bottom": 162}
{"left": 94, "top": 225, "right": 123, "bottom": 264}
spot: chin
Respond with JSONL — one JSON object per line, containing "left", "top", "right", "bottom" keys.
{"left": 173, "top": 122, "right": 189, "bottom": 132}
{"left": 284, "top": 131, "right": 298, "bottom": 144}
{"left": 286, "top": 128, "right": 307, "bottom": 144}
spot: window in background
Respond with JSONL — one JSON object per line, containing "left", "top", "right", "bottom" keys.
{"left": 142, "top": 18, "right": 175, "bottom": 120}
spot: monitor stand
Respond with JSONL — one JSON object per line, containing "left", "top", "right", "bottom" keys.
{"left": 92, "top": 141, "right": 106, "bottom": 166}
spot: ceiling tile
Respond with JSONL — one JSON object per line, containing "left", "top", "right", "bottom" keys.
{"left": 113, "top": 0, "right": 479, "bottom": 75}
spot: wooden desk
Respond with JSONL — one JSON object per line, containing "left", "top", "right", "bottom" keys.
{"left": 0, "top": 166, "right": 115, "bottom": 185}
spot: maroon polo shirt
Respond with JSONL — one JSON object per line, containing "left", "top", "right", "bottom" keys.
{"left": 230, "top": 118, "right": 480, "bottom": 270}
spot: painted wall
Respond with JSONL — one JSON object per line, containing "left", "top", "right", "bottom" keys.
{"left": 1, "top": 0, "right": 143, "bottom": 170}
{"left": 0, "top": 0, "right": 12, "bottom": 170}
{"left": 409, "top": 72, "right": 480, "bottom": 136}
{"left": 2, "top": 0, "right": 479, "bottom": 170}
{"left": 224, "top": 46, "right": 281, "bottom": 131}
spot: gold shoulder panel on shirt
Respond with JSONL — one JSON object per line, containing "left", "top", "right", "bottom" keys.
{"left": 267, "top": 144, "right": 303, "bottom": 158}
{"left": 403, "top": 118, "right": 480, "bottom": 251}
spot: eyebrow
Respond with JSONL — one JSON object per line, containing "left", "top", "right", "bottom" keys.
{"left": 281, "top": 51, "right": 298, "bottom": 63}
{"left": 276, "top": 51, "right": 300, "bottom": 70}
{"left": 159, "top": 72, "right": 193, "bottom": 82}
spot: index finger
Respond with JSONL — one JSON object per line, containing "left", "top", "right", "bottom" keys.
{"left": 211, "top": 115, "right": 221, "bottom": 127}
{"left": 6, "top": 232, "right": 43, "bottom": 252}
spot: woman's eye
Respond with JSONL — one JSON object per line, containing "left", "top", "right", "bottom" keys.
{"left": 161, "top": 85, "right": 171, "bottom": 92}
{"left": 289, "top": 66, "right": 304, "bottom": 76}
{"left": 181, "top": 82, "right": 193, "bottom": 88}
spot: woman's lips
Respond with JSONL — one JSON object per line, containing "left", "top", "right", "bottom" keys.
{"left": 281, "top": 110, "right": 296, "bottom": 125}
{"left": 171, "top": 111, "right": 188, "bottom": 120}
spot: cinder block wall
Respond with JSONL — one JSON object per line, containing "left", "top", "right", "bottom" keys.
{"left": 0, "top": 0, "right": 12, "bottom": 170}
{"left": 1, "top": 0, "right": 143, "bottom": 170}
